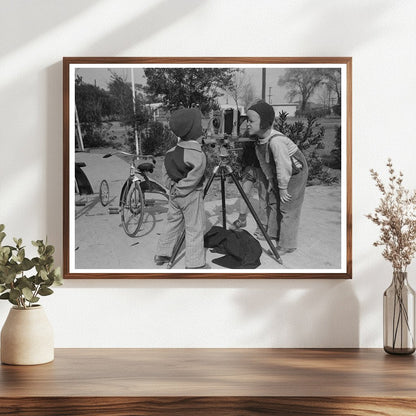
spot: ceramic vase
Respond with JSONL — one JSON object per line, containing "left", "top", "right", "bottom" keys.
{"left": 1, "top": 305, "right": 54, "bottom": 365}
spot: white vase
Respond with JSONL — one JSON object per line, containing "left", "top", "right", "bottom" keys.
{"left": 1, "top": 305, "right": 54, "bottom": 365}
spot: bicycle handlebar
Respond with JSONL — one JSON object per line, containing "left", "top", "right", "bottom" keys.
{"left": 102, "top": 151, "right": 156, "bottom": 164}
{"left": 103, "top": 151, "right": 156, "bottom": 160}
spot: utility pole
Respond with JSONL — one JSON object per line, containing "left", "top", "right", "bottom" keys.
{"left": 131, "top": 68, "right": 140, "bottom": 156}
{"left": 261, "top": 68, "right": 266, "bottom": 101}
{"left": 75, "top": 105, "right": 84, "bottom": 151}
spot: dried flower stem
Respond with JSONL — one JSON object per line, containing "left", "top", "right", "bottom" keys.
{"left": 366, "top": 159, "right": 416, "bottom": 272}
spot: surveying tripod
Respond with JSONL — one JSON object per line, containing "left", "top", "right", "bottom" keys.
{"left": 166, "top": 150, "right": 283, "bottom": 268}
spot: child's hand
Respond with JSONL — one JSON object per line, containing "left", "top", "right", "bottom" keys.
{"left": 169, "top": 183, "right": 178, "bottom": 197}
{"left": 267, "top": 180, "right": 276, "bottom": 193}
{"left": 280, "top": 189, "right": 292, "bottom": 203}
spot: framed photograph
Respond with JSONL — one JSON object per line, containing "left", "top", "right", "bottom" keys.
{"left": 63, "top": 57, "right": 352, "bottom": 279}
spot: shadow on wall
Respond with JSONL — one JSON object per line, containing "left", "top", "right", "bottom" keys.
{"left": 233, "top": 280, "right": 359, "bottom": 348}
{"left": 84, "top": 0, "right": 205, "bottom": 55}
{"left": 2, "top": 0, "right": 203, "bottom": 57}
{"left": 57, "top": 277, "right": 359, "bottom": 348}
{"left": 295, "top": 0, "right": 394, "bottom": 51}
{"left": 45, "top": 0, "right": 205, "bottom": 263}
{"left": 0, "top": 303, "right": 10, "bottom": 329}
{"left": 1, "top": 0, "right": 102, "bottom": 56}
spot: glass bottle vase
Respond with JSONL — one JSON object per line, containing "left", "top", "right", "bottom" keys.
{"left": 383, "top": 271, "right": 416, "bottom": 355}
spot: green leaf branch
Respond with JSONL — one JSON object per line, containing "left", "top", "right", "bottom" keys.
{"left": 0, "top": 224, "right": 62, "bottom": 309}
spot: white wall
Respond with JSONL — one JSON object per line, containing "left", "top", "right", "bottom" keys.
{"left": 1, "top": 0, "right": 415, "bottom": 348}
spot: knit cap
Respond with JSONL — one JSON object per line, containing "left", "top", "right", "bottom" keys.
{"left": 247, "top": 101, "right": 275, "bottom": 129}
{"left": 169, "top": 108, "right": 203, "bottom": 141}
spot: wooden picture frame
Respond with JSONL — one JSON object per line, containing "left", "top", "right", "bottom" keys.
{"left": 63, "top": 57, "right": 352, "bottom": 279}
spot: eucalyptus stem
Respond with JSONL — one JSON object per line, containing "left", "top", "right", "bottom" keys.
{"left": 32, "top": 284, "right": 41, "bottom": 305}
{"left": 0, "top": 224, "right": 62, "bottom": 309}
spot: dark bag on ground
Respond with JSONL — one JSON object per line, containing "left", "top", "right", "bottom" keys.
{"left": 204, "top": 226, "right": 262, "bottom": 269}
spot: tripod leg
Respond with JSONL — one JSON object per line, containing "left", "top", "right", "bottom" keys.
{"left": 167, "top": 169, "right": 218, "bottom": 269}
{"left": 220, "top": 170, "right": 227, "bottom": 228}
{"left": 228, "top": 171, "right": 282, "bottom": 265}
{"left": 203, "top": 166, "right": 218, "bottom": 198}
{"left": 166, "top": 232, "right": 185, "bottom": 269}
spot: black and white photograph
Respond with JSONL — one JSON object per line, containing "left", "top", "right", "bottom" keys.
{"left": 63, "top": 58, "right": 351, "bottom": 278}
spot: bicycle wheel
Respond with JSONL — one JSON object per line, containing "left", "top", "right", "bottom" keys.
{"left": 99, "top": 179, "right": 110, "bottom": 206}
{"left": 121, "top": 181, "right": 144, "bottom": 237}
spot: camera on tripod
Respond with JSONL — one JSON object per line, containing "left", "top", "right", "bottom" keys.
{"left": 207, "top": 106, "right": 245, "bottom": 138}
{"left": 203, "top": 106, "right": 249, "bottom": 157}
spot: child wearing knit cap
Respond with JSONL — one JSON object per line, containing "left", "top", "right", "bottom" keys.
{"left": 246, "top": 101, "right": 308, "bottom": 254}
{"left": 154, "top": 108, "right": 208, "bottom": 269}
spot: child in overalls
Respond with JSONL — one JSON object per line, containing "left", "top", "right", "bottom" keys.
{"left": 246, "top": 101, "right": 308, "bottom": 254}
{"left": 154, "top": 108, "right": 207, "bottom": 269}
{"left": 230, "top": 140, "right": 268, "bottom": 239}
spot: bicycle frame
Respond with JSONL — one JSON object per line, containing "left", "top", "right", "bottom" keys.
{"left": 119, "top": 163, "right": 141, "bottom": 207}
{"left": 118, "top": 158, "right": 167, "bottom": 207}
{"left": 103, "top": 150, "right": 168, "bottom": 237}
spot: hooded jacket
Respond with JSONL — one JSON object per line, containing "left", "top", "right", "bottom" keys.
{"left": 163, "top": 140, "right": 206, "bottom": 198}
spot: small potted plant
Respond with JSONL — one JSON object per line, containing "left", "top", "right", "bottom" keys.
{"left": 367, "top": 160, "right": 416, "bottom": 355}
{"left": 0, "top": 224, "right": 62, "bottom": 365}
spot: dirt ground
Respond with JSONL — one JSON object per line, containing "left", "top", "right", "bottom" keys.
{"left": 73, "top": 151, "right": 343, "bottom": 273}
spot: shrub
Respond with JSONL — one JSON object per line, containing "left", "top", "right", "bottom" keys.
{"left": 275, "top": 111, "right": 325, "bottom": 152}
{"left": 296, "top": 107, "right": 330, "bottom": 118}
{"left": 306, "top": 151, "right": 339, "bottom": 186}
{"left": 143, "top": 121, "right": 178, "bottom": 156}
{"left": 80, "top": 122, "right": 111, "bottom": 148}
{"left": 275, "top": 111, "right": 338, "bottom": 185}
{"left": 127, "top": 121, "right": 177, "bottom": 156}
{"left": 332, "top": 104, "right": 341, "bottom": 116}
{"left": 329, "top": 126, "right": 341, "bottom": 169}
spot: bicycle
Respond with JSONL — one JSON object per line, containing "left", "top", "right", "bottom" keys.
{"left": 103, "top": 151, "right": 168, "bottom": 237}
{"left": 75, "top": 162, "right": 110, "bottom": 207}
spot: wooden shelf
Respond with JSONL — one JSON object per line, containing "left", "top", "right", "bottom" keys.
{"left": 1, "top": 348, "right": 415, "bottom": 415}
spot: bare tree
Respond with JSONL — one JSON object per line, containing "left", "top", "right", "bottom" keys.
{"left": 315, "top": 82, "right": 333, "bottom": 112}
{"left": 278, "top": 68, "right": 325, "bottom": 115}
{"left": 322, "top": 68, "right": 341, "bottom": 106}
{"left": 226, "top": 70, "right": 256, "bottom": 109}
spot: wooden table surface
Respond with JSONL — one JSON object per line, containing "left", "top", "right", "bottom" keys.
{"left": 1, "top": 348, "right": 416, "bottom": 415}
